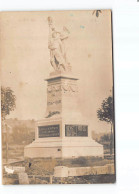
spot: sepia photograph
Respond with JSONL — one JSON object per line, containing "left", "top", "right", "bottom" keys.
{"left": 0, "top": 10, "right": 115, "bottom": 184}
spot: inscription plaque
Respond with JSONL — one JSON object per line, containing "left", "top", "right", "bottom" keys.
{"left": 65, "top": 125, "right": 88, "bottom": 137}
{"left": 39, "top": 125, "right": 60, "bottom": 138}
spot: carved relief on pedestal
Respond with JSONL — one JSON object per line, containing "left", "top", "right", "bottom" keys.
{"left": 47, "top": 87, "right": 61, "bottom": 106}
{"left": 47, "top": 83, "right": 78, "bottom": 97}
{"left": 47, "top": 85, "right": 60, "bottom": 94}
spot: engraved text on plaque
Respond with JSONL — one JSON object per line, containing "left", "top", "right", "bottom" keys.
{"left": 39, "top": 125, "right": 60, "bottom": 138}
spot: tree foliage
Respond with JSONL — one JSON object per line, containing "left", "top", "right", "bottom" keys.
{"left": 97, "top": 96, "right": 113, "bottom": 124}
{"left": 92, "top": 10, "right": 102, "bottom": 17}
{"left": 1, "top": 87, "right": 16, "bottom": 120}
{"left": 97, "top": 96, "right": 114, "bottom": 155}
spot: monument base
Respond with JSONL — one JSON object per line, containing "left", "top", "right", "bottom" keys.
{"left": 24, "top": 115, "right": 103, "bottom": 159}
{"left": 24, "top": 115, "right": 104, "bottom": 159}
{"left": 24, "top": 138, "right": 103, "bottom": 158}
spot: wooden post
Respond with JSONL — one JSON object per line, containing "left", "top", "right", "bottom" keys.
{"left": 50, "top": 175, "right": 53, "bottom": 184}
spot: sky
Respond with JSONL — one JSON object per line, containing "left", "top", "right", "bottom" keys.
{"left": 0, "top": 10, "right": 113, "bottom": 133}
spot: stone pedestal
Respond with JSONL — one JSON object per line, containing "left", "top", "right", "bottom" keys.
{"left": 24, "top": 72, "right": 104, "bottom": 158}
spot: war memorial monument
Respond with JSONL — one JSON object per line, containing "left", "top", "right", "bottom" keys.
{"left": 24, "top": 17, "right": 104, "bottom": 158}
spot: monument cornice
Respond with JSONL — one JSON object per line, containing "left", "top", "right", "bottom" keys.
{"left": 45, "top": 74, "right": 78, "bottom": 82}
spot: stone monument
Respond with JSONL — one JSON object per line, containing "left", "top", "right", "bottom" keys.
{"left": 24, "top": 17, "right": 104, "bottom": 158}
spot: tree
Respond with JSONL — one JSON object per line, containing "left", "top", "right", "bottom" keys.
{"left": 1, "top": 86, "right": 16, "bottom": 163}
{"left": 1, "top": 86, "right": 16, "bottom": 120}
{"left": 97, "top": 96, "right": 114, "bottom": 155}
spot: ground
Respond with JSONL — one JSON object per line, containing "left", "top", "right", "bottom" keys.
{"left": 2, "top": 156, "right": 115, "bottom": 184}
